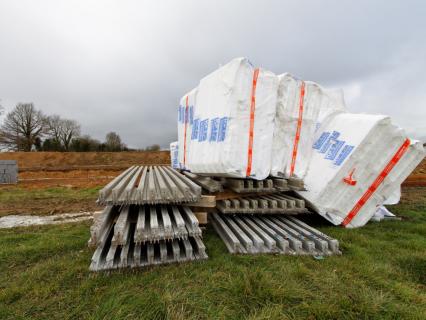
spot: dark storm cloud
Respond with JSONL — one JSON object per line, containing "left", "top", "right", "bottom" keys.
{"left": 0, "top": 0, "right": 425, "bottom": 148}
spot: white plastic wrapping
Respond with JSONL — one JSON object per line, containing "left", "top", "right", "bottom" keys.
{"left": 271, "top": 74, "right": 346, "bottom": 178}
{"left": 170, "top": 141, "right": 179, "bottom": 169}
{"left": 177, "top": 88, "right": 197, "bottom": 170}
{"left": 298, "top": 113, "right": 425, "bottom": 228}
{"left": 187, "top": 57, "right": 278, "bottom": 180}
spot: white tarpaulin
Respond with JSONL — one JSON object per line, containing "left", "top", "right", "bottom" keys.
{"left": 187, "top": 57, "right": 278, "bottom": 180}
{"left": 370, "top": 206, "right": 399, "bottom": 222}
{"left": 177, "top": 88, "right": 197, "bottom": 170}
{"left": 298, "top": 113, "right": 425, "bottom": 228}
{"left": 271, "top": 73, "right": 346, "bottom": 179}
{"left": 170, "top": 141, "right": 179, "bottom": 169}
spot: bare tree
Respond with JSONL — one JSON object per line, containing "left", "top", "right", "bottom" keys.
{"left": 0, "top": 103, "right": 46, "bottom": 151}
{"left": 60, "top": 119, "right": 81, "bottom": 151}
{"left": 46, "top": 115, "right": 62, "bottom": 146}
{"left": 105, "top": 131, "right": 123, "bottom": 151}
{"left": 46, "top": 115, "right": 81, "bottom": 151}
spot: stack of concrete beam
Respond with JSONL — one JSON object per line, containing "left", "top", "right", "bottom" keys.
{"left": 211, "top": 212, "right": 340, "bottom": 256}
{"left": 90, "top": 166, "right": 207, "bottom": 271}
{"left": 186, "top": 174, "right": 327, "bottom": 255}
{"left": 98, "top": 165, "right": 202, "bottom": 205}
{"left": 222, "top": 177, "right": 303, "bottom": 193}
{"left": 90, "top": 205, "right": 207, "bottom": 271}
{"left": 182, "top": 171, "right": 223, "bottom": 193}
{"left": 216, "top": 194, "right": 308, "bottom": 215}
{"left": 210, "top": 176, "right": 307, "bottom": 216}
{"left": 182, "top": 174, "right": 305, "bottom": 193}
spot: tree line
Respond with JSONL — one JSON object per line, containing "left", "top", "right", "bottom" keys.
{"left": 0, "top": 102, "right": 152, "bottom": 152}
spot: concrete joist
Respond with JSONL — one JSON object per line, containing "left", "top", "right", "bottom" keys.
{"left": 216, "top": 193, "right": 308, "bottom": 215}
{"left": 98, "top": 166, "right": 202, "bottom": 205}
{"left": 89, "top": 204, "right": 207, "bottom": 271}
{"left": 182, "top": 171, "right": 224, "bottom": 193}
{"left": 210, "top": 212, "right": 341, "bottom": 256}
{"left": 224, "top": 178, "right": 276, "bottom": 193}
{"left": 222, "top": 177, "right": 304, "bottom": 193}
{"left": 287, "top": 177, "right": 305, "bottom": 191}
{"left": 90, "top": 205, "right": 202, "bottom": 247}
{"left": 90, "top": 235, "right": 207, "bottom": 271}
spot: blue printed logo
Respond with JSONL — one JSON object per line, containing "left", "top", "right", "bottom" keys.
{"left": 190, "top": 117, "right": 228, "bottom": 143}
{"left": 218, "top": 117, "right": 228, "bottom": 142}
{"left": 334, "top": 145, "right": 354, "bottom": 166}
{"left": 319, "top": 131, "right": 340, "bottom": 154}
{"left": 210, "top": 118, "right": 220, "bottom": 142}
{"left": 313, "top": 130, "right": 355, "bottom": 166}
{"left": 313, "top": 132, "right": 330, "bottom": 150}
{"left": 325, "top": 140, "right": 345, "bottom": 161}
{"left": 178, "top": 106, "right": 183, "bottom": 123}
{"left": 189, "top": 106, "right": 194, "bottom": 125}
{"left": 191, "top": 119, "right": 200, "bottom": 140}
{"left": 199, "top": 119, "right": 209, "bottom": 142}
{"left": 172, "top": 149, "right": 179, "bottom": 168}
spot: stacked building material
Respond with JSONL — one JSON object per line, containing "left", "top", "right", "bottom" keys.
{"left": 98, "top": 165, "right": 202, "bottom": 205}
{"left": 177, "top": 88, "right": 197, "bottom": 170}
{"left": 185, "top": 57, "right": 278, "bottom": 180}
{"left": 175, "top": 57, "right": 426, "bottom": 229}
{"left": 182, "top": 174, "right": 304, "bottom": 194}
{"left": 270, "top": 73, "right": 346, "bottom": 179}
{"left": 211, "top": 212, "right": 340, "bottom": 256}
{"left": 180, "top": 170, "right": 321, "bottom": 254}
{"left": 206, "top": 176, "right": 329, "bottom": 254}
{"left": 216, "top": 194, "right": 307, "bottom": 215}
{"left": 299, "top": 113, "right": 426, "bottom": 228}
{"left": 89, "top": 166, "right": 207, "bottom": 271}
{"left": 170, "top": 141, "right": 180, "bottom": 169}
{"left": 182, "top": 171, "right": 223, "bottom": 193}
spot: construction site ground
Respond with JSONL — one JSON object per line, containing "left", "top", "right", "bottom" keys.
{"left": 0, "top": 151, "right": 170, "bottom": 216}
{"left": 0, "top": 153, "right": 425, "bottom": 319}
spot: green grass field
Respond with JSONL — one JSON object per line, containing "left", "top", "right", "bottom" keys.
{"left": 0, "top": 188, "right": 425, "bottom": 319}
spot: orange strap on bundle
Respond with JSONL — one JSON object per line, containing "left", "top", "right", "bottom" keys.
{"left": 245, "top": 68, "right": 260, "bottom": 177}
{"left": 183, "top": 95, "right": 189, "bottom": 166}
{"left": 341, "top": 138, "right": 411, "bottom": 227}
{"left": 289, "top": 81, "right": 306, "bottom": 177}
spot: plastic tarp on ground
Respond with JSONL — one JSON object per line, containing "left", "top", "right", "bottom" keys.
{"left": 271, "top": 73, "right": 346, "bottom": 179}
{"left": 298, "top": 113, "right": 425, "bottom": 228}
{"left": 187, "top": 57, "right": 278, "bottom": 180}
{"left": 177, "top": 88, "right": 197, "bottom": 170}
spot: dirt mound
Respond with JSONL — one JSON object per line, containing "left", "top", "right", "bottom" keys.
{"left": 410, "top": 158, "right": 426, "bottom": 175}
{"left": 0, "top": 151, "right": 170, "bottom": 171}
{"left": 402, "top": 158, "right": 426, "bottom": 187}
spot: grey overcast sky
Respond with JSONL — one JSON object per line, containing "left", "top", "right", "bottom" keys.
{"left": 0, "top": 0, "right": 425, "bottom": 148}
